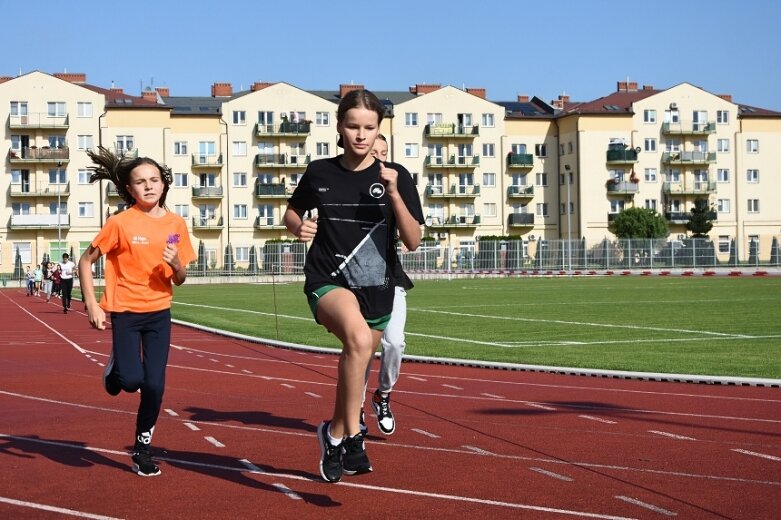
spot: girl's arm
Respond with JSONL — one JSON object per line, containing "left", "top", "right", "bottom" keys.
{"left": 284, "top": 205, "right": 318, "bottom": 242}
{"left": 163, "top": 244, "right": 187, "bottom": 286}
{"left": 78, "top": 245, "right": 107, "bottom": 330}
{"left": 379, "top": 163, "right": 422, "bottom": 251}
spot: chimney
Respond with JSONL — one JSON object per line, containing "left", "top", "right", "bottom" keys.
{"left": 339, "top": 83, "right": 364, "bottom": 98}
{"left": 155, "top": 86, "right": 170, "bottom": 97}
{"left": 466, "top": 87, "right": 486, "bottom": 99}
{"left": 110, "top": 87, "right": 125, "bottom": 94}
{"left": 718, "top": 94, "right": 733, "bottom": 103}
{"left": 250, "top": 81, "right": 275, "bottom": 92}
{"left": 643, "top": 84, "right": 654, "bottom": 91}
{"left": 558, "top": 94, "right": 570, "bottom": 104}
{"left": 53, "top": 72, "right": 86, "bottom": 84}
{"left": 617, "top": 81, "right": 628, "bottom": 92}
{"left": 551, "top": 99, "right": 564, "bottom": 109}
{"left": 517, "top": 94, "right": 530, "bottom": 103}
{"left": 0, "top": 76, "right": 12, "bottom": 84}
{"left": 627, "top": 81, "right": 638, "bottom": 92}
{"left": 409, "top": 83, "right": 441, "bottom": 95}
{"left": 142, "top": 90, "right": 158, "bottom": 102}
{"left": 211, "top": 82, "right": 233, "bottom": 97}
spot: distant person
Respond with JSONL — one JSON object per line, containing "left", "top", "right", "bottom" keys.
{"left": 59, "top": 253, "right": 76, "bottom": 313}
{"left": 33, "top": 264, "right": 43, "bottom": 296}
{"left": 51, "top": 264, "right": 62, "bottom": 298}
{"left": 79, "top": 147, "right": 195, "bottom": 477}
{"left": 42, "top": 262, "right": 54, "bottom": 302}
{"left": 25, "top": 266, "right": 34, "bottom": 296}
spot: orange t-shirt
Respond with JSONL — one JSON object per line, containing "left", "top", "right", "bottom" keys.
{"left": 93, "top": 206, "right": 196, "bottom": 313}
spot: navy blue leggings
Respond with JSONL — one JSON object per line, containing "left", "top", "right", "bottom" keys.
{"left": 111, "top": 309, "right": 172, "bottom": 436}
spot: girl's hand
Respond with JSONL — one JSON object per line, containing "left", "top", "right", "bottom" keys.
{"left": 87, "top": 303, "right": 107, "bottom": 330}
{"left": 296, "top": 215, "right": 318, "bottom": 242}
{"left": 163, "top": 243, "right": 181, "bottom": 271}
{"left": 379, "top": 163, "right": 399, "bottom": 196}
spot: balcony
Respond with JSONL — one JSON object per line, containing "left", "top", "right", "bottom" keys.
{"left": 606, "top": 181, "right": 639, "bottom": 195}
{"left": 255, "top": 153, "right": 310, "bottom": 168}
{"left": 255, "top": 121, "right": 311, "bottom": 137}
{"left": 255, "top": 183, "right": 288, "bottom": 198}
{"left": 191, "top": 154, "right": 223, "bottom": 168}
{"left": 191, "top": 186, "right": 224, "bottom": 198}
{"left": 254, "top": 216, "right": 286, "bottom": 230}
{"left": 508, "top": 212, "right": 534, "bottom": 228}
{"left": 9, "top": 147, "right": 70, "bottom": 164}
{"left": 662, "top": 151, "right": 717, "bottom": 165}
{"left": 424, "top": 123, "right": 479, "bottom": 138}
{"left": 664, "top": 211, "right": 717, "bottom": 224}
{"left": 424, "top": 184, "right": 446, "bottom": 198}
{"left": 106, "top": 184, "right": 122, "bottom": 198}
{"left": 661, "top": 122, "right": 716, "bottom": 135}
{"left": 427, "top": 215, "right": 481, "bottom": 228}
{"left": 449, "top": 184, "right": 480, "bottom": 197}
{"left": 424, "top": 155, "right": 480, "bottom": 168}
{"left": 10, "top": 182, "right": 70, "bottom": 198}
{"left": 9, "top": 113, "right": 69, "bottom": 129}
{"left": 10, "top": 213, "right": 70, "bottom": 229}
{"left": 506, "top": 153, "right": 534, "bottom": 169}
{"left": 606, "top": 149, "right": 638, "bottom": 164}
{"left": 192, "top": 216, "right": 224, "bottom": 230}
{"left": 662, "top": 181, "right": 717, "bottom": 195}
{"left": 507, "top": 185, "right": 534, "bottom": 200}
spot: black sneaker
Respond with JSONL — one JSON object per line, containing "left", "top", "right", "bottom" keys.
{"left": 359, "top": 409, "right": 368, "bottom": 435}
{"left": 342, "top": 433, "right": 372, "bottom": 475}
{"left": 103, "top": 352, "right": 121, "bottom": 396}
{"left": 317, "top": 420, "right": 343, "bottom": 483}
{"left": 132, "top": 445, "right": 161, "bottom": 477}
{"left": 371, "top": 390, "right": 396, "bottom": 435}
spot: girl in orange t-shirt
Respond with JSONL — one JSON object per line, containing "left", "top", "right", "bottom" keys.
{"left": 78, "top": 147, "right": 195, "bottom": 477}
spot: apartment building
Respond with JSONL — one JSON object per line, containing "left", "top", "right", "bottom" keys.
{"left": 2, "top": 71, "right": 779, "bottom": 272}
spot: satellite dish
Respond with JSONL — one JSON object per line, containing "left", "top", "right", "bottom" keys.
{"left": 424, "top": 216, "right": 433, "bottom": 227}
{"left": 634, "top": 147, "right": 642, "bottom": 154}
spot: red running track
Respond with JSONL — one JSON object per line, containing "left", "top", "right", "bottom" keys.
{"left": 1, "top": 288, "right": 780, "bottom": 519}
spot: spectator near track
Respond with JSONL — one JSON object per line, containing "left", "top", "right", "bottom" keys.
{"left": 25, "top": 266, "right": 34, "bottom": 296}
{"left": 42, "top": 262, "right": 54, "bottom": 302}
{"left": 58, "top": 253, "right": 76, "bottom": 313}
{"left": 78, "top": 147, "right": 195, "bottom": 477}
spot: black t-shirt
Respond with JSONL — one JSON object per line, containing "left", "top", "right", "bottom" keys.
{"left": 288, "top": 156, "right": 424, "bottom": 319}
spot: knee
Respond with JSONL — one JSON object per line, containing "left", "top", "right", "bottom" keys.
{"left": 342, "top": 328, "right": 376, "bottom": 359}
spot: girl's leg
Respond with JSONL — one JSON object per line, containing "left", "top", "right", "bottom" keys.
{"left": 110, "top": 312, "right": 146, "bottom": 392}
{"left": 135, "top": 309, "right": 172, "bottom": 440}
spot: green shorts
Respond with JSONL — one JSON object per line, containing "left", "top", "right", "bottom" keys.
{"left": 308, "top": 284, "right": 391, "bottom": 331}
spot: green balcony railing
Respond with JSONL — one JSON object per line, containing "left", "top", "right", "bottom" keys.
{"left": 506, "top": 153, "right": 534, "bottom": 168}
{"left": 606, "top": 149, "right": 638, "bottom": 163}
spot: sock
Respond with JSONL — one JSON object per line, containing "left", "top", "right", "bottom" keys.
{"left": 326, "top": 425, "right": 342, "bottom": 447}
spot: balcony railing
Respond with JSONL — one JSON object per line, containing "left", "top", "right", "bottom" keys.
{"left": 10, "top": 182, "right": 70, "bottom": 197}
{"left": 661, "top": 151, "right": 717, "bottom": 164}
{"left": 191, "top": 186, "right": 224, "bottom": 198}
{"left": 192, "top": 216, "right": 224, "bottom": 229}
{"left": 661, "top": 122, "right": 716, "bottom": 135}
{"left": 424, "top": 123, "right": 479, "bottom": 138}
{"left": 9, "top": 147, "right": 70, "bottom": 163}
{"left": 506, "top": 153, "right": 534, "bottom": 168}
{"left": 424, "top": 184, "right": 446, "bottom": 197}
{"left": 9, "top": 113, "right": 69, "bottom": 129}
{"left": 508, "top": 212, "right": 534, "bottom": 227}
{"left": 106, "top": 184, "right": 122, "bottom": 197}
{"left": 254, "top": 216, "right": 286, "bottom": 229}
{"left": 664, "top": 211, "right": 717, "bottom": 224}
{"left": 507, "top": 185, "right": 534, "bottom": 198}
{"left": 255, "top": 153, "right": 310, "bottom": 167}
{"left": 10, "top": 214, "right": 70, "bottom": 229}
{"left": 449, "top": 184, "right": 480, "bottom": 197}
{"left": 191, "top": 154, "right": 224, "bottom": 168}
{"left": 606, "top": 149, "right": 639, "bottom": 163}
{"left": 606, "top": 181, "right": 639, "bottom": 194}
{"left": 425, "top": 155, "right": 480, "bottom": 168}
{"left": 662, "top": 181, "right": 717, "bottom": 195}
{"left": 255, "top": 121, "right": 311, "bottom": 136}
{"left": 427, "top": 215, "right": 481, "bottom": 228}
{"left": 255, "top": 183, "right": 288, "bottom": 197}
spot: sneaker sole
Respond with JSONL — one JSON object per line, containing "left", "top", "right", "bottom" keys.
{"left": 343, "top": 464, "right": 373, "bottom": 476}
{"left": 132, "top": 464, "right": 161, "bottom": 477}
{"left": 317, "top": 422, "right": 342, "bottom": 483}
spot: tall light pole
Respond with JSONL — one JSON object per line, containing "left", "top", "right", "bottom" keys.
{"left": 56, "top": 161, "right": 63, "bottom": 257}
{"left": 564, "top": 164, "right": 572, "bottom": 270}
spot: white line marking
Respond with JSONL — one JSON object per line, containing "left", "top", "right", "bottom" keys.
{"left": 579, "top": 415, "right": 617, "bottom": 424}
{"left": 164, "top": 409, "right": 179, "bottom": 417}
{"left": 462, "top": 445, "right": 494, "bottom": 455}
{"left": 281, "top": 383, "right": 295, "bottom": 389}
{"left": 481, "top": 393, "right": 505, "bottom": 399}
{"left": 442, "top": 384, "right": 463, "bottom": 390}
{"left": 241, "top": 369, "right": 253, "bottom": 374}
{"left": 615, "top": 495, "right": 677, "bottom": 516}
{"left": 526, "top": 402, "right": 557, "bottom": 411}
{"left": 204, "top": 436, "right": 225, "bottom": 448}
{"left": 209, "top": 358, "right": 219, "bottom": 363}
{"left": 272, "top": 483, "right": 303, "bottom": 501}
{"left": 183, "top": 422, "right": 200, "bottom": 431}
{"left": 305, "top": 392, "right": 321, "bottom": 398}
{"left": 239, "top": 458, "right": 265, "bottom": 473}
{"left": 529, "top": 467, "right": 574, "bottom": 482}
{"left": 411, "top": 428, "right": 440, "bottom": 439}
{"left": 225, "top": 364, "right": 235, "bottom": 368}
{"left": 648, "top": 430, "right": 696, "bottom": 441}
{"left": 407, "top": 376, "right": 427, "bottom": 382}
{"left": 731, "top": 449, "right": 781, "bottom": 461}
{"left": 0, "top": 496, "right": 124, "bottom": 520}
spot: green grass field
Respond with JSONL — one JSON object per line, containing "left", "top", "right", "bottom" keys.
{"left": 159, "top": 276, "right": 781, "bottom": 379}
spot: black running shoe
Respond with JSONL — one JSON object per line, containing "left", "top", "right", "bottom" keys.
{"left": 359, "top": 409, "right": 368, "bottom": 435}
{"left": 317, "top": 420, "right": 343, "bottom": 483}
{"left": 103, "top": 352, "right": 121, "bottom": 396}
{"left": 342, "top": 432, "right": 372, "bottom": 475}
{"left": 132, "top": 445, "right": 161, "bottom": 477}
{"left": 371, "top": 390, "right": 396, "bottom": 435}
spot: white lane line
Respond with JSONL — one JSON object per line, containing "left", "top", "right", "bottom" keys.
{"left": 411, "top": 428, "right": 440, "bottom": 439}
{"left": 305, "top": 391, "right": 322, "bottom": 398}
{"left": 209, "top": 358, "right": 219, "bottom": 363}
{"left": 272, "top": 483, "right": 303, "bottom": 501}
{"left": 529, "top": 467, "right": 574, "bottom": 482}
{"left": 281, "top": 383, "right": 295, "bottom": 389}
{"left": 241, "top": 369, "right": 253, "bottom": 374}
{"left": 579, "top": 415, "right": 617, "bottom": 424}
{"left": 407, "top": 376, "right": 427, "bottom": 382}
{"left": 615, "top": 495, "right": 677, "bottom": 516}
{"left": 462, "top": 445, "right": 494, "bottom": 455}
{"left": 481, "top": 393, "right": 505, "bottom": 399}
{"left": 183, "top": 422, "right": 200, "bottom": 431}
{"left": 0, "top": 496, "right": 123, "bottom": 520}
{"left": 648, "top": 430, "right": 696, "bottom": 441}
{"left": 164, "top": 409, "right": 179, "bottom": 417}
{"left": 731, "top": 449, "right": 781, "bottom": 461}
{"left": 204, "top": 436, "right": 225, "bottom": 448}
{"left": 225, "top": 364, "right": 235, "bottom": 368}
{"left": 240, "top": 459, "right": 265, "bottom": 473}
{"left": 526, "top": 402, "right": 557, "bottom": 411}
{"left": 442, "top": 384, "right": 463, "bottom": 390}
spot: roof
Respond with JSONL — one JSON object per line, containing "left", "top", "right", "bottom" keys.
{"left": 737, "top": 104, "right": 781, "bottom": 117}
{"left": 81, "top": 84, "right": 163, "bottom": 108}
{"left": 161, "top": 96, "right": 223, "bottom": 115}
{"left": 495, "top": 96, "right": 557, "bottom": 119}
{"left": 561, "top": 89, "right": 659, "bottom": 116}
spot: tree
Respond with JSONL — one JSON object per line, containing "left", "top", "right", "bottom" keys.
{"left": 685, "top": 198, "right": 714, "bottom": 238}
{"left": 610, "top": 207, "right": 668, "bottom": 239}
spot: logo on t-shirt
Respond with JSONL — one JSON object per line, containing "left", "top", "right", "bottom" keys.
{"left": 369, "top": 183, "right": 385, "bottom": 199}
{"left": 132, "top": 235, "right": 150, "bottom": 245}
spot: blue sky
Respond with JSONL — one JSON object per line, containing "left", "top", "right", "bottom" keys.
{"left": 3, "top": 0, "right": 780, "bottom": 109}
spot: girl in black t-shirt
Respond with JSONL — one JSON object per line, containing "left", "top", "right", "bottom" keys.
{"left": 284, "top": 89, "right": 422, "bottom": 482}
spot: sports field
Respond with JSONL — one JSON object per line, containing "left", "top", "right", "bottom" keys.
{"left": 153, "top": 275, "right": 781, "bottom": 379}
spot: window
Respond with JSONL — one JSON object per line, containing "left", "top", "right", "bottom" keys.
{"left": 457, "top": 113, "right": 472, "bottom": 127}
{"left": 14, "top": 242, "right": 32, "bottom": 264}
{"left": 644, "top": 109, "right": 656, "bottom": 123}
{"left": 717, "top": 139, "right": 730, "bottom": 152}
{"left": 511, "top": 144, "right": 527, "bottom": 154}
{"left": 665, "top": 169, "right": 681, "bottom": 182}
{"left": 535, "top": 173, "right": 548, "bottom": 186}
{"left": 645, "top": 199, "right": 657, "bottom": 211}
{"left": 644, "top": 168, "right": 657, "bottom": 182}
{"left": 257, "top": 111, "right": 274, "bottom": 131}
{"left": 568, "top": 142, "right": 573, "bottom": 153}
{"left": 233, "top": 172, "right": 247, "bottom": 187}
{"left": 717, "top": 110, "right": 729, "bottom": 124}
{"left": 173, "top": 173, "right": 188, "bottom": 187}
{"left": 747, "top": 139, "right": 759, "bottom": 153}
{"left": 559, "top": 144, "right": 565, "bottom": 156}
{"left": 483, "top": 203, "right": 497, "bottom": 217}
{"left": 645, "top": 138, "right": 656, "bottom": 152}
{"left": 664, "top": 109, "right": 679, "bottom": 123}
{"left": 232, "top": 110, "right": 246, "bottom": 125}
{"left": 10, "top": 101, "right": 28, "bottom": 116}
{"left": 560, "top": 203, "right": 567, "bottom": 215}
{"left": 664, "top": 139, "right": 681, "bottom": 152}
{"left": 174, "top": 204, "right": 189, "bottom": 218}
{"left": 534, "top": 144, "right": 547, "bottom": 157}
{"left": 404, "top": 143, "right": 419, "bottom": 158}
{"left": 257, "top": 173, "right": 273, "bottom": 185}
{"left": 717, "top": 199, "right": 730, "bottom": 213}
{"left": 718, "top": 235, "right": 730, "bottom": 253}
{"left": 609, "top": 169, "right": 625, "bottom": 182}
{"left": 12, "top": 203, "right": 31, "bottom": 215}
{"left": 747, "top": 199, "right": 760, "bottom": 213}
{"left": 77, "top": 135, "right": 93, "bottom": 150}
{"left": 236, "top": 247, "right": 250, "bottom": 262}
{"left": 694, "top": 139, "right": 708, "bottom": 153}
{"left": 316, "top": 142, "right": 330, "bottom": 156}
{"left": 10, "top": 169, "right": 23, "bottom": 184}
{"left": 315, "top": 112, "right": 330, "bottom": 126}
{"left": 174, "top": 141, "right": 188, "bottom": 155}
{"left": 48, "top": 102, "right": 66, "bottom": 117}
{"left": 426, "top": 112, "right": 442, "bottom": 124}
{"left": 198, "top": 141, "right": 216, "bottom": 158}
{"left": 404, "top": 112, "right": 418, "bottom": 126}
{"left": 257, "top": 204, "right": 274, "bottom": 225}
{"left": 77, "top": 102, "right": 92, "bottom": 117}
{"left": 482, "top": 172, "right": 495, "bottom": 187}
{"left": 11, "top": 135, "right": 22, "bottom": 150}
{"left": 233, "top": 204, "right": 248, "bottom": 219}
{"left": 717, "top": 169, "right": 730, "bottom": 182}
{"left": 289, "top": 173, "right": 303, "bottom": 186}
{"left": 199, "top": 173, "right": 217, "bottom": 188}
{"left": 482, "top": 143, "right": 495, "bottom": 157}
{"left": 115, "top": 135, "right": 135, "bottom": 153}
{"left": 78, "top": 169, "right": 90, "bottom": 184}
{"left": 610, "top": 199, "right": 625, "bottom": 213}
{"left": 49, "top": 168, "right": 66, "bottom": 184}
{"left": 232, "top": 141, "right": 247, "bottom": 156}
{"left": 746, "top": 169, "right": 759, "bottom": 183}
{"left": 481, "top": 113, "right": 494, "bottom": 127}
{"left": 535, "top": 203, "right": 548, "bottom": 217}
{"left": 78, "top": 202, "right": 94, "bottom": 218}
{"left": 49, "top": 135, "right": 66, "bottom": 148}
